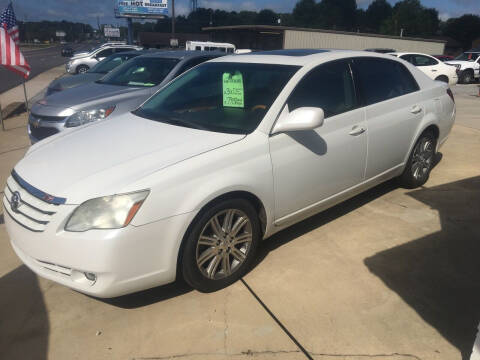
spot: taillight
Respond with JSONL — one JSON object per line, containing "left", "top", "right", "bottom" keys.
{"left": 447, "top": 88, "right": 455, "bottom": 103}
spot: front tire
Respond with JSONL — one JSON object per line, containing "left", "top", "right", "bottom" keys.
{"left": 400, "top": 131, "right": 436, "bottom": 189}
{"left": 181, "top": 199, "right": 261, "bottom": 292}
{"left": 460, "top": 70, "right": 473, "bottom": 84}
{"left": 76, "top": 65, "right": 89, "bottom": 74}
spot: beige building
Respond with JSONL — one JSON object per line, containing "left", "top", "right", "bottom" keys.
{"left": 203, "top": 25, "right": 446, "bottom": 55}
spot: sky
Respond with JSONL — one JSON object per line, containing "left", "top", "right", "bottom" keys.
{"left": 0, "top": 0, "right": 479, "bottom": 27}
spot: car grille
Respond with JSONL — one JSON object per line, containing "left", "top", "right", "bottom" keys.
{"left": 30, "top": 113, "right": 66, "bottom": 123}
{"left": 30, "top": 126, "right": 59, "bottom": 141}
{"left": 2, "top": 171, "right": 66, "bottom": 232}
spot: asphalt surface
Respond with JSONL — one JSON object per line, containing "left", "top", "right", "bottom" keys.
{"left": 0, "top": 44, "right": 91, "bottom": 95}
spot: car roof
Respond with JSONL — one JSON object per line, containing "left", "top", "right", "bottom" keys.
{"left": 136, "top": 50, "right": 225, "bottom": 60}
{"left": 209, "top": 49, "right": 397, "bottom": 66}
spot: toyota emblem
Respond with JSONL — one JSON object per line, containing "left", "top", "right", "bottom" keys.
{"left": 10, "top": 191, "right": 21, "bottom": 213}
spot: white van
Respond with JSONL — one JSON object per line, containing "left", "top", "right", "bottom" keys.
{"left": 186, "top": 41, "right": 235, "bottom": 53}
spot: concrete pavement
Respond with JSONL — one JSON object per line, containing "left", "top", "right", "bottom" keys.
{"left": 0, "top": 85, "right": 479, "bottom": 360}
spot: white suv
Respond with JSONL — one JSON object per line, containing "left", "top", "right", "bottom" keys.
{"left": 446, "top": 51, "right": 480, "bottom": 84}
{"left": 66, "top": 43, "right": 143, "bottom": 74}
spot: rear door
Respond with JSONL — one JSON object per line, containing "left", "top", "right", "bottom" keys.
{"left": 352, "top": 57, "right": 422, "bottom": 179}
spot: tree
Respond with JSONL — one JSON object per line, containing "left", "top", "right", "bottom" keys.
{"left": 443, "top": 14, "right": 480, "bottom": 50}
{"left": 255, "top": 9, "right": 278, "bottom": 25}
{"left": 380, "top": 0, "right": 439, "bottom": 37}
{"left": 293, "top": 0, "right": 320, "bottom": 28}
{"left": 365, "top": 0, "right": 392, "bottom": 33}
{"left": 317, "top": 0, "right": 357, "bottom": 31}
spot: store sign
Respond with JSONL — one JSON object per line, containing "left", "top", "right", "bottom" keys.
{"left": 104, "top": 27, "right": 121, "bottom": 38}
{"left": 56, "top": 31, "right": 66, "bottom": 37}
{"left": 117, "top": 0, "right": 168, "bottom": 17}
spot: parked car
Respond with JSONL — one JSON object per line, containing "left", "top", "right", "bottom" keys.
{"left": 445, "top": 50, "right": 480, "bottom": 84}
{"left": 66, "top": 43, "right": 143, "bottom": 74}
{"left": 29, "top": 51, "right": 225, "bottom": 143}
{"left": 4, "top": 50, "right": 456, "bottom": 298}
{"left": 61, "top": 45, "right": 74, "bottom": 57}
{"left": 390, "top": 52, "right": 458, "bottom": 86}
{"left": 46, "top": 51, "right": 149, "bottom": 97}
{"left": 365, "top": 48, "right": 396, "bottom": 53}
{"left": 433, "top": 55, "right": 454, "bottom": 62}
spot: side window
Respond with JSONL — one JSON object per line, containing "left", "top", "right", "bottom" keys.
{"left": 288, "top": 60, "right": 357, "bottom": 118}
{"left": 96, "top": 48, "right": 114, "bottom": 58}
{"left": 354, "top": 58, "right": 419, "bottom": 106}
{"left": 195, "top": 46, "right": 201, "bottom": 51}
{"left": 400, "top": 54, "right": 414, "bottom": 65}
{"left": 413, "top": 55, "right": 438, "bottom": 66}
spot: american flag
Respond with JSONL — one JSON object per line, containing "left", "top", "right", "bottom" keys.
{"left": 1, "top": 2, "right": 30, "bottom": 78}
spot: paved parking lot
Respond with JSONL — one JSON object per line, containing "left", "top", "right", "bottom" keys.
{"left": 0, "top": 85, "right": 479, "bottom": 360}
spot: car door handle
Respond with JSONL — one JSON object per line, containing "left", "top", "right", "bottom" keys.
{"left": 431, "top": 69, "right": 437, "bottom": 72}
{"left": 410, "top": 105, "right": 422, "bottom": 114}
{"left": 349, "top": 126, "right": 366, "bottom": 136}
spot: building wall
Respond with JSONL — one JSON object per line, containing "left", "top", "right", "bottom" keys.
{"left": 284, "top": 30, "right": 445, "bottom": 54}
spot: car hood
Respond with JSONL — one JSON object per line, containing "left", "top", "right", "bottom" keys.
{"left": 48, "top": 73, "right": 103, "bottom": 91}
{"left": 15, "top": 113, "right": 245, "bottom": 203}
{"left": 71, "top": 51, "right": 90, "bottom": 59}
{"left": 37, "top": 82, "right": 149, "bottom": 111}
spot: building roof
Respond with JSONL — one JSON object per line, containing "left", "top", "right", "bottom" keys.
{"left": 202, "top": 25, "right": 446, "bottom": 44}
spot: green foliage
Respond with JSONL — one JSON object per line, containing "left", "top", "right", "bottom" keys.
{"left": 365, "top": 0, "right": 392, "bottom": 33}
{"left": 18, "top": 20, "right": 94, "bottom": 43}
{"left": 443, "top": 14, "right": 480, "bottom": 50}
{"left": 380, "top": 0, "right": 439, "bottom": 37}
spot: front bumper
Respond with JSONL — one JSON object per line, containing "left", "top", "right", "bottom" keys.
{"left": 4, "top": 202, "right": 192, "bottom": 298}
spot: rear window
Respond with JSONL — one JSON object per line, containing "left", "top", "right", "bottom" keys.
{"left": 354, "top": 58, "right": 419, "bottom": 106}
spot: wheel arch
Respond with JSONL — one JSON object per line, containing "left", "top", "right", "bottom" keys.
{"left": 175, "top": 190, "right": 268, "bottom": 280}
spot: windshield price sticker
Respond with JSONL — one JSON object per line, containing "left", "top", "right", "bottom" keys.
{"left": 223, "top": 72, "right": 244, "bottom": 108}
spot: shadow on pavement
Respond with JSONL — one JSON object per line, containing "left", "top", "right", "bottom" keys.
{"left": 0, "top": 265, "right": 49, "bottom": 360}
{"left": 101, "top": 279, "right": 192, "bottom": 309}
{"left": 254, "top": 178, "right": 400, "bottom": 268}
{"left": 365, "top": 176, "right": 480, "bottom": 360}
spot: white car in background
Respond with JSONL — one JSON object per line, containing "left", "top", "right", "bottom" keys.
{"left": 4, "top": 50, "right": 456, "bottom": 298}
{"left": 445, "top": 50, "right": 480, "bottom": 84}
{"left": 390, "top": 52, "right": 458, "bottom": 86}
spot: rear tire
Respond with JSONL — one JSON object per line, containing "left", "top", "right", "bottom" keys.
{"left": 399, "top": 131, "right": 437, "bottom": 189}
{"left": 181, "top": 199, "right": 261, "bottom": 293}
{"left": 76, "top": 65, "right": 89, "bottom": 74}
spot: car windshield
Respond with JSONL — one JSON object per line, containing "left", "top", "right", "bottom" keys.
{"left": 89, "top": 54, "right": 137, "bottom": 74}
{"left": 455, "top": 52, "right": 480, "bottom": 61}
{"left": 133, "top": 62, "right": 300, "bottom": 134}
{"left": 97, "top": 57, "right": 179, "bottom": 87}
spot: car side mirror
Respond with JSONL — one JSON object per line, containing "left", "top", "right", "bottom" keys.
{"left": 272, "top": 107, "right": 325, "bottom": 135}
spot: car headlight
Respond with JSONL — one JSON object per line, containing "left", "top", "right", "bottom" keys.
{"left": 65, "top": 105, "right": 116, "bottom": 128}
{"left": 65, "top": 190, "right": 149, "bottom": 232}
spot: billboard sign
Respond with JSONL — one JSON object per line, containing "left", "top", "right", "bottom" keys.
{"left": 117, "top": 0, "right": 168, "bottom": 18}
{"left": 104, "top": 27, "right": 121, "bottom": 38}
{"left": 56, "top": 31, "right": 66, "bottom": 37}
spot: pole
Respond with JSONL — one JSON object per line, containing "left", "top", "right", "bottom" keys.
{"left": 0, "top": 102, "right": 4, "bottom": 131}
{"left": 127, "top": 18, "right": 133, "bottom": 45}
{"left": 171, "top": 0, "right": 175, "bottom": 36}
{"left": 23, "top": 80, "right": 28, "bottom": 113}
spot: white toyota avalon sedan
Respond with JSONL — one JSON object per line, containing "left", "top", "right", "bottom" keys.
{"left": 3, "top": 49, "right": 455, "bottom": 298}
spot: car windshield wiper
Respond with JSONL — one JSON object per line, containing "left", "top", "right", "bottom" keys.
{"left": 160, "top": 116, "right": 209, "bottom": 131}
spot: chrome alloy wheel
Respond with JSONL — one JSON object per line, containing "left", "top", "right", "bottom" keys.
{"left": 412, "top": 137, "right": 434, "bottom": 180}
{"left": 196, "top": 209, "right": 253, "bottom": 280}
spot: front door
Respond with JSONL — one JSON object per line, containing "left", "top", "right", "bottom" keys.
{"left": 269, "top": 59, "right": 367, "bottom": 221}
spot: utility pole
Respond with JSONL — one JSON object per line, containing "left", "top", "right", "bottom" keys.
{"left": 127, "top": 18, "right": 133, "bottom": 44}
{"left": 171, "top": 0, "right": 175, "bottom": 36}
